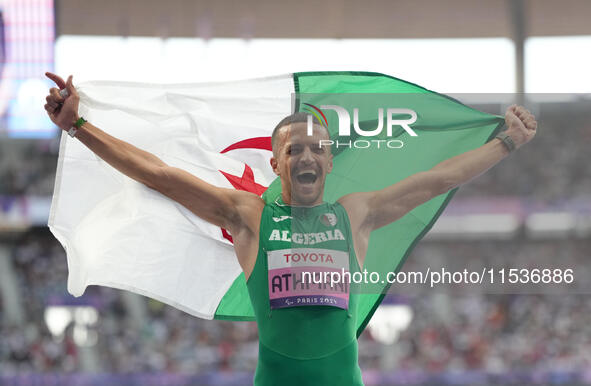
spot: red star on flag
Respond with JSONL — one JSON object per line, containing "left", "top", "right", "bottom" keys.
{"left": 218, "top": 136, "right": 272, "bottom": 242}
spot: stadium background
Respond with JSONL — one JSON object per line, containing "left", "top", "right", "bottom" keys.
{"left": 1, "top": 0, "right": 590, "bottom": 384}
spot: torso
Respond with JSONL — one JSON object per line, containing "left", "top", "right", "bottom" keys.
{"left": 234, "top": 196, "right": 369, "bottom": 283}
{"left": 242, "top": 198, "right": 364, "bottom": 385}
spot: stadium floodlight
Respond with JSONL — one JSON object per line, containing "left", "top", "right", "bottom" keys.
{"left": 44, "top": 305, "right": 99, "bottom": 347}
{"left": 367, "top": 305, "right": 413, "bottom": 345}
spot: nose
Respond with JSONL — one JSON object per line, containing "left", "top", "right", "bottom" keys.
{"left": 300, "top": 146, "right": 314, "bottom": 165}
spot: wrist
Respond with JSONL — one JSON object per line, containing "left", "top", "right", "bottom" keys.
{"left": 493, "top": 138, "right": 510, "bottom": 156}
{"left": 61, "top": 115, "right": 79, "bottom": 132}
{"left": 494, "top": 131, "right": 516, "bottom": 154}
{"left": 67, "top": 116, "right": 87, "bottom": 138}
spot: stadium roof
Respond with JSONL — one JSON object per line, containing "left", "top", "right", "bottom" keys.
{"left": 57, "top": 0, "right": 591, "bottom": 39}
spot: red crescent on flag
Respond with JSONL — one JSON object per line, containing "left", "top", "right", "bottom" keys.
{"left": 220, "top": 137, "right": 272, "bottom": 153}
{"left": 218, "top": 136, "right": 272, "bottom": 243}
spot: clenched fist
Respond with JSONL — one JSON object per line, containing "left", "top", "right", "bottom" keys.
{"left": 44, "top": 72, "right": 80, "bottom": 131}
{"left": 504, "top": 105, "right": 537, "bottom": 149}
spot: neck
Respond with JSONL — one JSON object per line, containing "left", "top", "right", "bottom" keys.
{"left": 281, "top": 191, "right": 323, "bottom": 207}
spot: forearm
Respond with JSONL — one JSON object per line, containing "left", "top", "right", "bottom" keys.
{"left": 431, "top": 138, "right": 509, "bottom": 189}
{"left": 75, "top": 120, "right": 166, "bottom": 189}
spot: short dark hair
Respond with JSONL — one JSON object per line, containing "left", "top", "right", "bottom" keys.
{"left": 271, "top": 112, "right": 325, "bottom": 154}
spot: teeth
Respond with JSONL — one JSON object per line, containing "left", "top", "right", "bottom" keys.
{"left": 295, "top": 170, "right": 318, "bottom": 184}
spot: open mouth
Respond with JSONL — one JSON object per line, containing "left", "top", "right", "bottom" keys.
{"left": 296, "top": 171, "right": 318, "bottom": 184}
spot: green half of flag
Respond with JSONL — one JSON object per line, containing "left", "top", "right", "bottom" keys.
{"left": 214, "top": 71, "right": 504, "bottom": 337}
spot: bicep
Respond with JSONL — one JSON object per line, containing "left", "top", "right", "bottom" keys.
{"left": 154, "top": 166, "right": 262, "bottom": 230}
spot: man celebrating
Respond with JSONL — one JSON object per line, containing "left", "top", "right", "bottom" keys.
{"left": 44, "top": 72, "right": 537, "bottom": 385}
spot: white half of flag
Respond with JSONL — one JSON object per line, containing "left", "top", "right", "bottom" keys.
{"left": 49, "top": 74, "right": 294, "bottom": 319}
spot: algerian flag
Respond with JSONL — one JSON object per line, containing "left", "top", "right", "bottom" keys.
{"left": 49, "top": 71, "right": 504, "bottom": 336}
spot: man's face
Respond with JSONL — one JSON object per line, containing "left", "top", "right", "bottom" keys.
{"left": 270, "top": 122, "right": 333, "bottom": 206}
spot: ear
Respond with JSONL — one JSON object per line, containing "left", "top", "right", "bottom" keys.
{"left": 270, "top": 156, "right": 280, "bottom": 175}
{"left": 327, "top": 153, "right": 333, "bottom": 174}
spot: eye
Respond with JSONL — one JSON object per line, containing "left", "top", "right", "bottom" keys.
{"left": 288, "top": 145, "right": 302, "bottom": 155}
{"left": 312, "top": 145, "right": 325, "bottom": 154}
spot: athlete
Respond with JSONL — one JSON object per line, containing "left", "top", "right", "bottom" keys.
{"left": 44, "top": 72, "right": 537, "bottom": 385}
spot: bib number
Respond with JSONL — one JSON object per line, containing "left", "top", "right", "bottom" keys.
{"left": 267, "top": 248, "right": 350, "bottom": 310}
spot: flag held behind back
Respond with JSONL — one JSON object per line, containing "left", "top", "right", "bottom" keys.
{"left": 48, "top": 72, "right": 504, "bottom": 336}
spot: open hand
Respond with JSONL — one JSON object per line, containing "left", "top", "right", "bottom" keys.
{"left": 44, "top": 72, "right": 80, "bottom": 131}
{"left": 504, "top": 105, "right": 537, "bottom": 148}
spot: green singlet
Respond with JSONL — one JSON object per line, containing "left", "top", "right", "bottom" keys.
{"left": 246, "top": 198, "right": 364, "bottom": 386}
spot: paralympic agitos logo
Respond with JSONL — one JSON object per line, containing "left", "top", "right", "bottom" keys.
{"left": 302, "top": 103, "right": 418, "bottom": 149}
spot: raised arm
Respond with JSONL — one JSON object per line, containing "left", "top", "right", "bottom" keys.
{"left": 340, "top": 105, "right": 537, "bottom": 233}
{"left": 44, "top": 72, "right": 264, "bottom": 237}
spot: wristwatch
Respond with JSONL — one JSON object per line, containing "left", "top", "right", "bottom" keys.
{"left": 495, "top": 131, "right": 516, "bottom": 153}
{"left": 68, "top": 117, "right": 87, "bottom": 138}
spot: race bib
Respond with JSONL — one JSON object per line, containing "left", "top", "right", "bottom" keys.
{"left": 267, "top": 248, "right": 350, "bottom": 310}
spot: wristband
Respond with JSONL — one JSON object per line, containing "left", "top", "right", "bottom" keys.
{"left": 68, "top": 117, "right": 87, "bottom": 138}
{"left": 495, "top": 131, "right": 516, "bottom": 153}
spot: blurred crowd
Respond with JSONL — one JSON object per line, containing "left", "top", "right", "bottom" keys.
{"left": 1, "top": 99, "right": 590, "bottom": 383}
{"left": 1, "top": 230, "right": 590, "bottom": 383}
{"left": 0, "top": 139, "right": 59, "bottom": 196}
{"left": 1, "top": 230, "right": 76, "bottom": 374}
{"left": 457, "top": 101, "right": 591, "bottom": 202}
